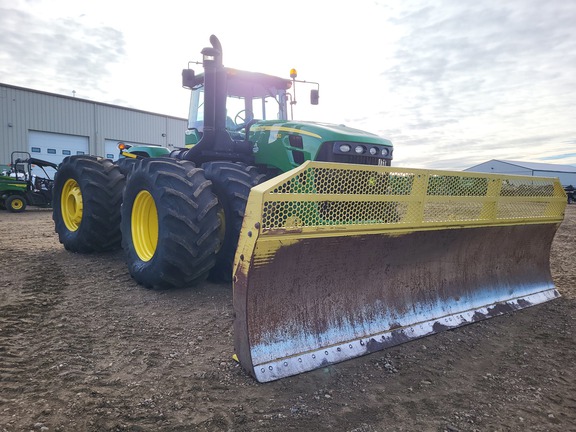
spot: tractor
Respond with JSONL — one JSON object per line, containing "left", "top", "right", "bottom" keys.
{"left": 0, "top": 152, "right": 57, "bottom": 212}
{"left": 52, "top": 35, "right": 394, "bottom": 284}
{"left": 52, "top": 35, "right": 566, "bottom": 382}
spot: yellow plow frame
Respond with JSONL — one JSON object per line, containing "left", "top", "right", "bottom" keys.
{"left": 233, "top": 161, "right": 566, "bottom": 382}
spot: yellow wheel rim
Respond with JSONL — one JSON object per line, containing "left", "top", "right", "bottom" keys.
{"left": 61, "top": 179, "right": 83, "bottom": 231}
{"left": 11, "top": 198, "right": 24, "bottom": 210}
{"left": 132, "top": 190, "right": 158, "bottom": 262}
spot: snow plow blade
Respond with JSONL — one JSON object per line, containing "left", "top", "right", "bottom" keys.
{"left": 233, "top": 161, "right": 567, "bottom": 382}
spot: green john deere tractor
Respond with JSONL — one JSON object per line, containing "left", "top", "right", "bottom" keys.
{"left": 52, "top": 34, "right": 393, "bottom": 285}
{"left": 52, "top": 35, "right": 566, "bottom": 382}
{"left": 1, "top": 152, "right": 58, "bottom": 212}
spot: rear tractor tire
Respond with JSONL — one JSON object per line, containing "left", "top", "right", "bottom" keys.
{"left": 6, "top": 195, "right": 27, "bottom": 213}
{"left": 121, "top": 158, "right": 221, "bottom": 289}
{"left": 115, "top": 157, "right": 139, "bottom": 177}
{"left": 202, "top": 161, "right": 264, "bottom": 282}
{"left": 52, "top": 155, "right": 125, "bottom": 252}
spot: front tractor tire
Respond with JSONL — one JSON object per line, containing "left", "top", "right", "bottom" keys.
{"left": 121, "top": 158, "right": 221, "bottom": 289}
{"left": 202, "top": 161, "right": 263, "bottom": 282}
{"left": 6, "top": 195, "right": 27, "bottom": 213}
{"left": 52, "top": 156, "right": 125, "bottom": 252}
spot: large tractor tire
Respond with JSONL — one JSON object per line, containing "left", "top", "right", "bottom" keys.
{"left": 6, "top": 195, "right": 27, "bottom": 213}
{"left": 121, "top": 158, "right": 221, "bottom": 289}
{"left": 53, "top": 155, "right": 125, "bottom": 252}
{"left": 115, "top": 157, "right": 139, "bottom": 177}
{"left": 202, "top": 161, "right": 264, "bottom": 282}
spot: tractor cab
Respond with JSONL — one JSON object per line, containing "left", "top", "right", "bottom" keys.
{"left": 178, "top": 35, "right": 392, "bottom": 174}
{"left": 184, "top": 68, "right": 294, "bottom": 146}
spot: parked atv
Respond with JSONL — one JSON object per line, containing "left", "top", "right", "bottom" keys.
{"left": 0, "top": 152, "right": 58, "bottom": 212}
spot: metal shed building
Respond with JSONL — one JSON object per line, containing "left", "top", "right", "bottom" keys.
{"left": 465, "top": 159, "right": 576, "bottom": 187}
{"left": 1, "top": 83, "right": 187, "bottom": 168}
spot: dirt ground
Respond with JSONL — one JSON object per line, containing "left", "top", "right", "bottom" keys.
{"left": 0, "top": 206, "right": 575, "bottom": 432}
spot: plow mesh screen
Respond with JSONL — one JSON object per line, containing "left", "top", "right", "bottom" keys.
{"left": 259, "top": 164, "right": 565, "bottom": 230}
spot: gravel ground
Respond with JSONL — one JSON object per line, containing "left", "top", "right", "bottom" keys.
{"left": 0, "top": 206, "right": 575, "bottom": 432}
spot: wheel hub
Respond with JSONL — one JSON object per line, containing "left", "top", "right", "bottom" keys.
{"left": 61, "top": 179, "right": 83, "bottom": 231}
{"left": 11, "top": 198, "right": 24, "bottom": 210}
{"left": 132, "top": 190, "right": 158, "bottom": 262}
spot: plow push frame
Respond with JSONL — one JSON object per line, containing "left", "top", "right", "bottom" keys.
{"left": 233, "top": 161, "right": 567, "bottom": 382}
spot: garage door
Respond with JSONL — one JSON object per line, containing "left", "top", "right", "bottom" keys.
{"left": 28, "top": 131, "right": 89, "bottom": 178}
{"left": 104, "top": 140, "right": 121, "bottom": 160}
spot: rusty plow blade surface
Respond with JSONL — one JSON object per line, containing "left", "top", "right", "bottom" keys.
{"left": 233, "top": 162, "right": 567, "bottom": 382}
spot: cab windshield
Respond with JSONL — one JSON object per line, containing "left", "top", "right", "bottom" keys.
{"left": 187, "top": 84, "right": 288, "bottom": 132}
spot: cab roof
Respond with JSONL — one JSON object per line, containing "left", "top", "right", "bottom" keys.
{"left": 189, "top": 67, "right": 292, "bottom": 98}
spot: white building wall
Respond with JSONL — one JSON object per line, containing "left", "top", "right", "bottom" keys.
{"left": 465, "top": 160, "right": 532, "bottom": 176}
{"left": 1, "top": 83, "right": 187, "bottom": 167}
{"left": 533, "top": 171, "right": 576, "bottom": 187}
{"left": 465, "top": 160, "right": 576, "bottom": 187}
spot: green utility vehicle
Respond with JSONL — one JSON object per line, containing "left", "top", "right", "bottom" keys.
{"left": 0, "top": 152, "right": 57, "bottom": 212}
{"left": 53, "top": 34, "right": 393, "bottom": 285}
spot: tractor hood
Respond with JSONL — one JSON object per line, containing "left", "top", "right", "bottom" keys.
{"left": 250, "top": 120, "right": 394, "bottom": 173}
{"left": 251, "top": 120, "right": 392, "bottom": 146}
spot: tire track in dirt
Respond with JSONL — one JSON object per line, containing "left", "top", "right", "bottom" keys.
{"left": 7, "top": 245, "right": 246, "bottom": 431}
{"left": 0, "top": 249, "right": 66, "bottom": 403}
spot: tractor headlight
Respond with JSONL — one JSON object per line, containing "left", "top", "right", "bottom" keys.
{"left": 339, "top": 144, "right": 351, "bottom": 153}
{"left": 354, "top": 145, "right": 365, "bottom": 154}
{"left": 381, "top": 148, "right": 390, "bottom": 157}
{"left": 369, "top": 147, "right": 378, "bottom": 155}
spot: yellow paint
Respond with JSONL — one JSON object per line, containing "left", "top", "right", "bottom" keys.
{"left": 261, "top": 161, "right": 564, "bottom": 230}
{"left": 131, "top": 190, "right": 158, "bottom": 262}
{"left": 10, "top": 197, "right": 24, "bottom": 210}
{"left": 61, "top": 178, "right": 83, "bottom": 231}
{"left": 251, "top": 125, "right": 322, "bottom": 139}
{"left": 234, "top": 161, "right": 567, "bottom": 281}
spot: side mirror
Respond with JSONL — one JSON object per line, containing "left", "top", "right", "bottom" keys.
{"left": 310, "top": 89, "right": 319, "bottom": 105}
{"left": 182, "top": 69, "right": 196, "bottom": 89}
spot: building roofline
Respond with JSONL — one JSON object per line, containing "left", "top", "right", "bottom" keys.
{"left": 498, "top": 159, "right": 576, "bottom": 173}
{"left": 0, "top": 82, "right": 187, "bottom": 122}
{"left": 466, "top": 159, "right": 576, "bottom": 174}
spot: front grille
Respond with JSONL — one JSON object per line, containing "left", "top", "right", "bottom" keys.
{"left": 314, "top": 141, "right": 392, "bottom": 166}
{"left": 332, "top": 154, "right": 381, "bottom": 165}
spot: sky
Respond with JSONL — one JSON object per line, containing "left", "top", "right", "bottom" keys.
{"left": 1, "top": 0, "right": 575, "bottom": 170}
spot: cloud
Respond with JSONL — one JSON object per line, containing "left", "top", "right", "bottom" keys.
{"left": 0, "top": 0, "right": 574, "bottom": 170}
{"left": 0, "top": 4, "right": 125, "bottom": 98}
{"left": 369, "top": 0, "right": 576, "bottom": 169}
